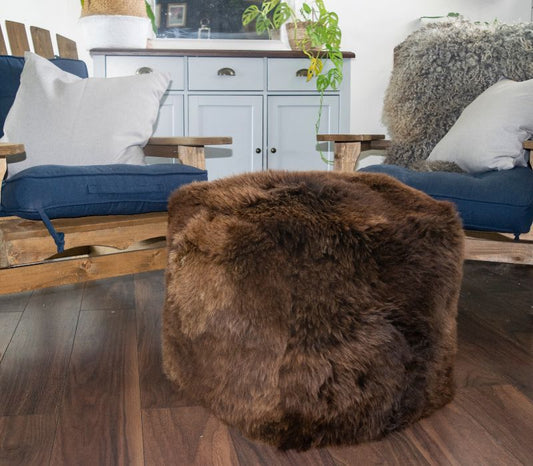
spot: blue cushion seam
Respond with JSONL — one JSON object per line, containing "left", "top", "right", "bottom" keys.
{"left": 430, "top": 195, "right": 532, "bottom": 208}
{"left": 4, "top": 172, "right": 206, "bottom": 183}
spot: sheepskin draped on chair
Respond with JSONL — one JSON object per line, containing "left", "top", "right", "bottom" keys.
{"left": 162, "top": 170, "right": 465, "bottom": 450}
{"left": 383, "top": 21, "right": 533, "bottom": 171}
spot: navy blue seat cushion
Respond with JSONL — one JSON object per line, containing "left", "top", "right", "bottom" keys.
{"left": 0, "top": 163, "right": 207, "bottom": 220}
{"left": 0, "top": 55, "right": 88, "bottom": 138}
{"left": 360, "top": 165, "right": 533, "bottom": 235}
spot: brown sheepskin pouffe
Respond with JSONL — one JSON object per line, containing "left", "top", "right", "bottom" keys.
{"left": 162, "top": 170, "right": 465, "bottom": 451}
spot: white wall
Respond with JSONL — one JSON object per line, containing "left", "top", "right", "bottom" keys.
{"left": 328, "top": 0, "right": 532, "bottom": 134}
{"left": 2, "top": 0, "right": 531, "bottom": 134}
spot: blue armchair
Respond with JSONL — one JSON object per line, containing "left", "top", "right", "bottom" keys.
{"left": 320, "top": 21, "right": 533, "bottom": 265}
{"left": 0, "top": 21, "right": 230, "bottom": 294}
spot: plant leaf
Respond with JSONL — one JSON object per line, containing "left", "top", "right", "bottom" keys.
{"left": 242, "top": 5, "right": 260, "bottom": 25}
{"left": 262, "top": 0, "right": 280, "bottom": 14}
{"left": 145, "top": 1, "right": 157, "bottom": 34}
{"left": 256, "top": 14, "right": 272, "bottom": 34}
{"left": 272, "top": 3, "right": 292, "bottom": 28}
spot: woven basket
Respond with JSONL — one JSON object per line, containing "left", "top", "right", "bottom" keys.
{"left": 81, "top": 0, "right": 146, "bottom": 18}
{"left": 286, "top": 21, "right": 314, "bottom": 51}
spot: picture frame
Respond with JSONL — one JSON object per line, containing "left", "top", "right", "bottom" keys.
{"left": 166, "top": 3, "right": 187, "bottom": 28}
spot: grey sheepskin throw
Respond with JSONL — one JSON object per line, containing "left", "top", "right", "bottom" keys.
{"left": 383, "top": 21, "right": 533, "bottom": 170}
{"left": 162, "top": 170, "right": 465, "bottom": 450}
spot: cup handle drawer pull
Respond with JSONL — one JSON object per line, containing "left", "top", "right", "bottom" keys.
{"left": 296, "top": 68, "right": 308, "bottom": 77}
{"left": 136, "top": 66, "right": 154, "bottom": 75}
{"left": 217, "top": 67, "right": 236, "bottom": 76}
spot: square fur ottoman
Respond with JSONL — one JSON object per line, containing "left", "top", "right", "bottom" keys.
{"left": 162, "top": 170, "right": 465, "bottom": 450}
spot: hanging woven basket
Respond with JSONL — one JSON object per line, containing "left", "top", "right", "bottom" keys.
{"left": 81, "top": 0, "right": 147, "bottom": 18}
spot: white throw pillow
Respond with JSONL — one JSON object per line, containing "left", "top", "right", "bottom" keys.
{"left": 427, "top": 78, "right": 533, "bottom": 173}
{"left": 2, "top": 52, "right": 170, "bottom": 178}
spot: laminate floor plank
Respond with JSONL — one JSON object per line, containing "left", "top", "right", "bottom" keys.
{"left": 0, "top": 414, "right": 57, "bottom": 466}
{"left": 0, "top": 284, "right": 82, "bottom": 416}
{"left": 0, "top": 290, "right": 32, "bottom": 313}
{"left": 50, "top": 309, "right": 143, "bottom": 466}
{"left": 229, "top": 428, "right": 337, "bottom": 466}
{"left": 456, "top": 311, "right": 532, "bottom": 398}
{"left": 402, "top": 390, "right": 524, "bottom": 466}
{"left": 456, "top": 385, "right": 533, "bottom": 465}
{"left": 81, "top": 274, "right": 136, "bottom": 311}
{"left": 459, "top": 278, "right": 532, "bottom": 353}
{"left": 135, "top": 271, "right": 194, "bottom": 409}
{"left": 142, "top": 407, "right": 239, "bottom": 466}
{"left": 328, "top": 431, "right": 431, "bottom": 466}
{"left": 0, "top": 312, "right": 21, "bottom": 361}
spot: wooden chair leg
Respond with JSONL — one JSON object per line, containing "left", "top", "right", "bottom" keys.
{"left": 177, "top": 146, "right": 206, "bottom": 170}
{"left": 334, "top": 142, "right": 361, "bottom": 172}
{"left": 317, "top": 134, "right": 385, "bottom": 172}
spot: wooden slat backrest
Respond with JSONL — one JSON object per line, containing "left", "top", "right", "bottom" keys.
{"left": 56, "top": 34, "right": 78, "bottom": 59}
{"left": 5, "top": 20, "right": 29, "bottom": 56}
{"left": 4, "top": 21, "right": 79, "bottom": 59}
{"left": 0, "top": 25, "right": 7, "bottom": 55}
{"left": 30, "top": 26, "right": 54, "bottom": 58}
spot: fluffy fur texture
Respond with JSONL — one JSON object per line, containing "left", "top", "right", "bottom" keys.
{"left": 162, "top": 171, "right": 465, "bottom": 450}
{"left": 383, "top": 21, "right": 533, "bottom": 170}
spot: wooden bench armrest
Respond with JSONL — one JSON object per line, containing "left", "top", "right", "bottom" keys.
{"left": 147, "top": 137, "right": 232, "bottom": 148}
{"left": 317, "top": 134, "right": 385, "bottom": 143}
{"left": 317, "top": 134, "right": 390, "bottom": 172}
{"left": 524, "top": 140, "right": 533, "bottom": 150}
{"left": 0, "top": 143, "right": 25, "bottom": 192}
{"left": 144, "top": 137, "right": 232, "bottom": 170}
{"left": 0, "top": 142, "right": 25, "bottom": 158}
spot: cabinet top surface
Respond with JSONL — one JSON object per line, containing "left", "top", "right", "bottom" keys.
{"left": 90, "top": 48, "right": 356, "bottom": 59}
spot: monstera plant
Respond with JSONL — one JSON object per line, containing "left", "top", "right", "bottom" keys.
{"left": 242, "top": 0, "right": 343, "bottom": 95}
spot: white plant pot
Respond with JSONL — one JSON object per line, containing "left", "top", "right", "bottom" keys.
{"left": 79, "top": 15, "right": 151, "bottom": 49}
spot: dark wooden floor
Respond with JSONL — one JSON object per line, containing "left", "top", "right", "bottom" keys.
{"left": 0, "top": 261, "right": 531, "bottom": 465}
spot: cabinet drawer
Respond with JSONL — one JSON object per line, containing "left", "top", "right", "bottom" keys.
{"left": 268, "top": 58, "right": 330, "bottom": 92}
{"left": 188, "top": 57, "right": 264, "bottom": 91}
{"left": 105, "top": 56, "right": 185, "bottom": 90}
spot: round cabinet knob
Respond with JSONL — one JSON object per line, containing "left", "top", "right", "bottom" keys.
{"left": 255, "top": 148, "right": 261, "bottom": 154}
{"left": 270, "top": 148, "right": 277, "bottom": 154}
{"left": 136, "top": 66, "right": 154, "bottom": 75}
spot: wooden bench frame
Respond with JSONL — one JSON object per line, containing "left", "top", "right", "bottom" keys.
{"left": 318, "top": 134, "right": 533, "bottom": 266}
{"left": 0, "top": 22, "right": 231, "bottom": 294}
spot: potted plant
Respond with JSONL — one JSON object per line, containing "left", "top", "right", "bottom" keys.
{"left": 242, "top": 0, "right": 343, "bottom": 96}
{"left": 79, "top": 0, "right": 157, "bottom": 49}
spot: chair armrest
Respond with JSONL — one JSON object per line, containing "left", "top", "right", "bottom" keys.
{"left": 0, "top": 142, "right": 25, "bottom": 158}
{"left": 0, "top": 143, "right": 25, "bottom": 202}
{"left": 0, "top": 142, "right": 25, "bottom": 182}
{"left": 144, "top": 137, "right": 232, "bottom": 170}
{"left": 317, "top": 134, "right": 389, "bottom": 172}
{"left": 317, "top": 134, "right": 386, "bottom": 143}
{"left": 524, "top": 140, "right": 533, "bottom": 150}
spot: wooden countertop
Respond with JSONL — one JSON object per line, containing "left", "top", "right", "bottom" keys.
{"left": 90, "top": 48, "right": 356, "bottom": 59}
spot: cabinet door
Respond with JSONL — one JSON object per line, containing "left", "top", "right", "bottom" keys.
{"left": 267, "top": 95, "right": 339, "bottom": 171}
{"left": 189, "top": 95, "right": 263, "bottom": 180}
{"left": 149, "top": 92, "right": 184, "bottom": 164}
